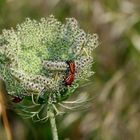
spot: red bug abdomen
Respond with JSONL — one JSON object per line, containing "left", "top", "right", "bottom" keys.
{"left": 65, "top": 60, "right": 75, "bottom": 86}
{"left": 65, "top": 72, "right": 74, "bottom": 86}
{"left": 69, "top": 62, "right": 75, "bottom": 74}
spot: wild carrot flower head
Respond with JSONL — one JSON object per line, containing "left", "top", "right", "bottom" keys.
{"left": 0, "top": 15, "right": 98, "bottom": 120}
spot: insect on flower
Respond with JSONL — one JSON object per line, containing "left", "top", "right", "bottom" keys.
{"left": 12, "top": 96, "right": 23, "bottom": 103}
{"left": 65, "top": 60, "right": 75, "bottom": 86}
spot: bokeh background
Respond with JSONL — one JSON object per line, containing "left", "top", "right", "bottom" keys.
{"left": 0, "top": 0, "right": 140, "bottom": 140}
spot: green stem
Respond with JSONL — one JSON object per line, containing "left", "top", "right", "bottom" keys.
{"left": 49, "top": 108, "right": 59, "bottom": 140}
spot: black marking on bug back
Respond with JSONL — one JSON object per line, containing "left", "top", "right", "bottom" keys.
{"left": 12, "top": 96, "right": 23, "bottom": 103}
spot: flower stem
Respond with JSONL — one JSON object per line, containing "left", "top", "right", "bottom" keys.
{"left": 0, "top": 78, "right": 13, "bottom": 140}
{"left": 49, "top": 108, "right": 59, "bottom": 140}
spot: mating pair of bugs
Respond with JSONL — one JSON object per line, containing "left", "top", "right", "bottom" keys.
{"left": 12, "top": 60, "right": 75, "bottom": 103}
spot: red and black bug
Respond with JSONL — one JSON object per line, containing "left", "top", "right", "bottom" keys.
{"left": 12, "top": 96, "right": 23, "bottom": 103}
{"left": 65, "top": 60, "right": 75, "bottom": 86}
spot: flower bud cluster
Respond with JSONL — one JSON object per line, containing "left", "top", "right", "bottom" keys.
{"left": 0, "top": 15, "right": 99, "bottom": 103}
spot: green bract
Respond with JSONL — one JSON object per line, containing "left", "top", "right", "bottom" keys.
{"left": 0, "top": 15, "right": 98, "bottom": 104}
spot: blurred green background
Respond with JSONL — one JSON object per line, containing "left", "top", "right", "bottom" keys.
{"left": 0, "top": 0, "right": 140, "bottom": 140}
